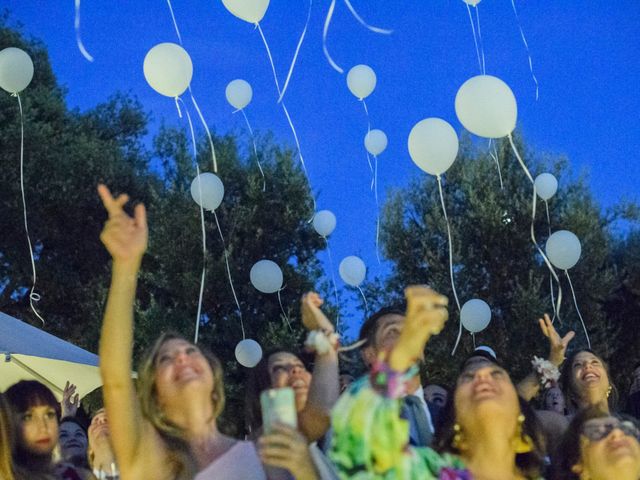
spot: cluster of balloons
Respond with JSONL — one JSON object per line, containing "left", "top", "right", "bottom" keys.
{"left": 0, "top": 47, "right": 34, "bottom": 94}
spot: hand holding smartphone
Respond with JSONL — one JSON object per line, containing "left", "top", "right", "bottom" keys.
{"left": 260, "top": 387, "right": 298, "bottom": 434}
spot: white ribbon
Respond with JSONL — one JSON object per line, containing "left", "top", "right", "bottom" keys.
{"left": 16, "top": 94, "right": 45, "bottom": 324}
{"left": 565, "top": 270, "right": 590, "bottom": 348}
{"left": 74, "top": 0, "right": 94, "bottom": 62}
{"left": 510, "top": 0, "right": 539, "bottom": 100}
{"left": 278, "top": 0, "right": 313, "bottom": 103}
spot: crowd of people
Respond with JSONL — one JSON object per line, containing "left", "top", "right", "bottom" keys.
{"left": 1, "top": 185, "right": 639, "bottom": 480}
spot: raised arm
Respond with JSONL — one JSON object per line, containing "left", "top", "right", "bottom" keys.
{"left": 97, "top": 185, "right": 156, "bottom": 473}
{"left": 517, "top": 313, "right": 575, "bottom": 401}
{"left": 389, "top": 286, "right": 448, "bottom": 372}
{"left": 298, "top": 292, "right": 339, "bottom": 442}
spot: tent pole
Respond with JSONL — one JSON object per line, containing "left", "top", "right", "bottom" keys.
{"left": 5, "top": 354, "right": 64, "bottom": 395}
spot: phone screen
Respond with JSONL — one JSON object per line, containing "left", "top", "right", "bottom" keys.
{"left": 260, "top": 387, "right": 298, "bottom": 434}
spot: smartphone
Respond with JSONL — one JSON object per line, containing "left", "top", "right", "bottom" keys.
{"left": 260, "top": 387, "right": 297, "bottom": 434}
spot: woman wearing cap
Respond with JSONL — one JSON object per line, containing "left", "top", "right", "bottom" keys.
{"left": 554, "top": 408, "right": 640, "bottom": 480}
{"left": 330, "top": 286, "right": 546, "bottom": 479}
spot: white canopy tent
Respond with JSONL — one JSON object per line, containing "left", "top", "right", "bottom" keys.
{"left": 0, "top": 311, "right": 102, "bottom": 400}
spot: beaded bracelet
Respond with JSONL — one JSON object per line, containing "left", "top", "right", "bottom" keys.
{"left": 370, "top": 357, "right": 420, "bottom": 399}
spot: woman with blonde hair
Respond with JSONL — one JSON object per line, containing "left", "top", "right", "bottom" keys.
{"left": 97, "top": 185, "right": 265, "bottom": 479}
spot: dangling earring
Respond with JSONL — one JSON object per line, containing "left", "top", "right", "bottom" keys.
{"left": 606, "top": 386, "right": 612, "bottom": 399}
{"left": 513, "top": 414, "right": 534, "bottom": 454}
{"left": 452, "top": 423, "right": 466, "bottom": 451}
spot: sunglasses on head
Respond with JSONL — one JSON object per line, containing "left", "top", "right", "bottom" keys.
{"left": 582, "top": 418, "right": 640, "bottom": 442}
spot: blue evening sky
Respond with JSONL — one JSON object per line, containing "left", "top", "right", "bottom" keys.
{"left": 4, "top": 1, "right": 640, "bottom": 336}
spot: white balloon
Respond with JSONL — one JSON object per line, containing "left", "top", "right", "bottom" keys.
{"left": 312, "top": 210, "right": 336, "bottom": 237}
{"left": 546, "top": 230, "right": 582, "bottom": 270}
{"left": 0, "top": 47, "right": 34, "bottom": 93}
{"left": 408, "top": 118, "right": 459, "bottom": 176}
{"left": 463, "top": 0, "right": 481, "bottom": 5}
{"left": 190, "top": 173, "right": 224, "bottom": 211}
{"left": 346, "top": 65, "right": 376, "bottom": 100}
{"left": 143, "top": 43, "right": 192, "bottom": 97}
{"left": 364, "top": 129, "right": 388, "bottom": 156}
{"left": 339, "top": 256, "right": 366, "bottom": 287}
{"left": 225, "top": 79, "right": 253, "bottom": 110}
{"left": 455, "top": 75, "right": 517, "bottom": 139}
{"left": 534, "top": 173, "right": 558, "bottom": 201}
{"left": 235, "top": 339, "right": 263, "bottom": 368}
{"left": 222, "top": 0, "right": 270, "bottom": 23}
{"left": 250, "top": 260, "right": 283, "bottom": 294}
{"left": 461, "top": 299, "right": 491, "bottom": 333}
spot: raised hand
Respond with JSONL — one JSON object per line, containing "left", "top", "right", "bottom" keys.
{"left": 391, "top": 286, "right": 448, "bottom": 371}
{"left": 539, "top": 313, "right": 575, "bottom": 366}
{"left": 61, "top": 381, "right": 80, "bottom": 418}
{"left": 301, "top": 292, "right": 334, "bottom": 333}
{"left": 97, "top": 184, "right": 147, "bottom": 264}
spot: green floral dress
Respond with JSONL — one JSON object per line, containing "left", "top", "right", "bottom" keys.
{"left": 329, "top": 377, "right": 542, "bottom": 480}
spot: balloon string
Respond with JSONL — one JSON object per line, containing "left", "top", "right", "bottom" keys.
{"left": 356, "top": 285, "right": 369, "bottom": 318}
{"left": 472, "top": 332, "right": 476, "bottom": 349}
{"left": 325, "top": 238, "right": 341, "bottom": 330}
{"left": 544, "top": 200, "right": 558, "bottom": 322}
{"left": 436, "top": 177, "right": 462, "bottom": 355}
{"left": 530, "top": 183, "right": 563, "bottom": 321}
{"left": 189, "top": 90, "right": 218, "bottom": 173}
{"left": 166, "top": 0, "right": 184, "bottom": 45}
{"left": 565, "top": 270, "right": 590, "bottom": 348}
{"left": 277, "top": 289, "right": 292, "bottom": 331}
{"left": 510, "top": 0, "right": 539, "bottom": 100}
{"left": 374, "top": 154, "right": 381, "bottom": 265}
{"left": 256, "top": 23, "right": 315, "bottom": 218}
{"left": 257, "top": 23, "right": 282, "bottom": 95}
{"left": 278, "top": 0, "right": 312, "bottom": 103}
{"left": 178, "top": 97, "right": 207, "bottom": 343}
{"left": 74, "top": 0, "right": 94, "bottom": 62}
{"left": 362, "top": 100, "right": 373, "bottom": 176}
{"left": 337, "top": 338, "right": 367, "bottom": 353}
{"left": 507, "top": 134, "right": 562, "bottom": 318}
{"left": 16, "top": 94, "right": 45, "bottom": 324}
{"left": 174, "top": 97, "right": 183, "bottom": 118}
{"left": 193, "top": 165, "right": 207, "bottom": 344}
{"left": 465, "top": 3, "right": 483, "bottom": 74}
{"left": 322, "top": 0, "right": 343, "bottom": 73}
{"left": 213, "top": 210, "right": 244, "bottom": 339}
{"left": 488, "top": 140, "right": 504, "bottom": 190}
{"left": 343, "top": 0, "right": 393, "bottom": 34}
{"left": 240, "top": 109, "right": 265, "bottom": 192}
{"left": 474, "top": 4, "right": 486, "bottom": 75}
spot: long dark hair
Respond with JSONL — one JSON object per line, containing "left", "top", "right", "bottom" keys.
{"left": 244, "top": 347, "right": 311, "bottom": 436}
{"left": 560, "top": 349, "right": 618, "bottom": 413}
{"left": 434, "top": 369, "right": 546, "bottom": 479}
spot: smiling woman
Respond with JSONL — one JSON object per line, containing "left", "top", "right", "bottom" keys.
{"left": 561, "top": 350, "right": 618, "bottom": 414}
{"left": 59, "top": 417, "right": 89, "bottom": 470}
{"left": 97, "top": 185, "right": 267, "bottom": 480}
